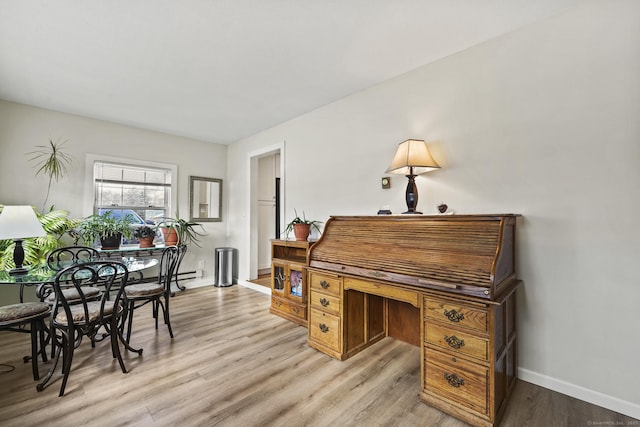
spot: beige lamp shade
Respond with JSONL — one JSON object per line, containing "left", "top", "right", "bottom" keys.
{"left": 0, "top": 205, "right": 46, "bottom": 240}
{"left": 386, "top": 139, "right": 440, "bottom": 175}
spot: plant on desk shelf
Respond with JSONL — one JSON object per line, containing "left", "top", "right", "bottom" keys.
{"left": 283, "top": 210, "right": 322, "bottom": 241}
{"left": 76, "top": 210, "right": 134, "bottom": 250}
{"left": 133, "top": 225, "right": 157, "bottom": 248}
{"left": 0, "top": 205, "right": 80, "bottom": 270}
{"left": 157, "top": 216, "right": 205, "bottom": 247}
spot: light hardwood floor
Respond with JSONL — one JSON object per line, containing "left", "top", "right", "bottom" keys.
{"left": 0, "top": 285, "right": 636, "bottom": 427}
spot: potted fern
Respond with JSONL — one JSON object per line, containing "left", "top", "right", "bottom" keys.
{"left": 76, "top": 210, "right": 135, "bottom": 250}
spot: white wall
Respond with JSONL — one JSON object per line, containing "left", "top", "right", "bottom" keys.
{"left": 0, "top": 100, "right": 228, "bottom": 286}
{"left": 227, "top": 0, "right": 640, "bottom": 418}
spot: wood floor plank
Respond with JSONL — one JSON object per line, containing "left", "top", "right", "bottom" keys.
{"left": 0, "top": 285, "right": 636, "bottom": 427}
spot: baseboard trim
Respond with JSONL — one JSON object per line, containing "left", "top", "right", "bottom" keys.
{"left": 518, "top": 368, "right": 640, "bottom": 420}
{"left": 176, "top": 277, "right": 214, "bottom": 290}
{"left": 239, "top": 279, "right": 271, "bottom": 295}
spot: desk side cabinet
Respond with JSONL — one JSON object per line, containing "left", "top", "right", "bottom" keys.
{"left": 270, "top": 240, "right": 313, "bottom": 327}
{"left": 421, "top": 289, "right": 518, "bottom": 427}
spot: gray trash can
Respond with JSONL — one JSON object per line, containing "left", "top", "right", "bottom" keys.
{"left": 214, "top": 247, "right": 235, "bottom": 287}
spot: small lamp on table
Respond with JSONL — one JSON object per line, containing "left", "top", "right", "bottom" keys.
{"left": 0, "top": 206, "right": 47, "bottom": 275}
{"left": 386, "top": 139, "right": 440, "bottom": 214}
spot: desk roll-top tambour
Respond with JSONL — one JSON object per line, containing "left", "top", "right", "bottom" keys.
{"left": 306, "top": 214, "right": 522, "bottom": 427}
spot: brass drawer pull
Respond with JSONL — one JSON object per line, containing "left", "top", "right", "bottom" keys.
{"left": 444, "top": 372, "right": 465, "bottom": 388}
{"left": 319, "top": 298, "right": 330, "bottom": 307}
{"left": 444, "top": 335, "right": 465, "bottom": 349}
{"left": 292, "top": 307, "right": 299, "bottom": 314}
{"left": 320, "top": 280, "right": 330, "bottom": 289}
{"left": 444, "top": 309, "right": 464, "bottom": 322}
{"left": 319, "top": 323, "right": 329, "bottom": 333}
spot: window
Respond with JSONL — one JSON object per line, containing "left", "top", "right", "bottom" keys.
{"left": 93, "top": 161, "right": 172, "bottom": 224}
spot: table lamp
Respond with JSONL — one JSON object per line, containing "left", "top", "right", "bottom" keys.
{"left": 386, "top": 139, "right": 440, "bottom": 214}
{"left": 0, "top": 205, "right": 47, "bottom": 275}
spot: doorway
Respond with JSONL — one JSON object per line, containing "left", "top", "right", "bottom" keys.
{"left": 248, "top": 144, "right": 284, "bottom": 283}
{"left": 257, "top": 153, "right": 281, "bottom": 276}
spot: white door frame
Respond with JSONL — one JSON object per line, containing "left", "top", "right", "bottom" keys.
{"left": 247, "top": 142, "right": 285, "bottom": 280}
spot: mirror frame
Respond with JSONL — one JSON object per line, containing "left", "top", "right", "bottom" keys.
{"left": 189, "top": 176, "right": 223, "bottom": 222}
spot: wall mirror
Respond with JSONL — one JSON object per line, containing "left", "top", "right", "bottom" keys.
{"left": 189, "top": 176, "right": 222, "bottom": 222}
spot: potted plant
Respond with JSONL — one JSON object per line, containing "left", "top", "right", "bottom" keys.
{"left": 133, "top": 225, "right": 156, "bottom": 248}
{"left": 76, "top": 210, "right": 135, "bottom": 250}
{"left": 157, "top": 215, "right": 206, "bottom": 247}
{"left": 284, "top": 210, "right": 322, "bottom": 241}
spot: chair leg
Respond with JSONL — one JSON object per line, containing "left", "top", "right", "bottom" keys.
{"left": 125, "top": 300, "right": 135, "bottom": 344}
{"left": 29, "top": 320, "right": 40, "bottom": 381}
{"left": 110, "top": 318, "right": 127, "bottom": 374}
{"left": 163, "top": 294, "right": 174, "bottom": 338}
{"left": 38, "top": 319, "right": 48, "bottom": 363}
{"left": 153, "top": 300, "right": 159, "bottom": 330}
{"left": 59, "top": 331, "right": 75, "bottom": 397}
{"left": 36, "top": 338, "right": 62, "bottom": 393}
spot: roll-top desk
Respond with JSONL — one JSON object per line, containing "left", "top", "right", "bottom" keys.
{"left": 306, "top": 214, "right": 522, "bottom": 427}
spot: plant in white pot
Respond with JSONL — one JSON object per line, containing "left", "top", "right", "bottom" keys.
{"left": 283, "top": 210, "right": 322, "bottom": 241}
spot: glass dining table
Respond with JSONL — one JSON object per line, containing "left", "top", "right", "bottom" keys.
{"left": 0, "top": 257, "right": 159, "bottom": 302}
{"left": 0, "top": 257, "right": 159, "bottom": 285}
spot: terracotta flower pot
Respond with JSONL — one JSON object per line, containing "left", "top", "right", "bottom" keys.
{"left": 139, "top": 236, "right": 155, "bottom": 248}
{"left": 293, "top": 223, "right": 310, "bottom": 241}
{"left": 162, "top": 228, "right": 179, "bottom": 246}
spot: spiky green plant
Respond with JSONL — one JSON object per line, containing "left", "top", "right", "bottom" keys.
{"left": 0, "top": 205, "right": 81, "bottom": 270}
{"left": 26, "top": 138, "right": 72, "bottom": 212}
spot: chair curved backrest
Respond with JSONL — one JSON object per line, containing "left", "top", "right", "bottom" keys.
{"left": 52, "top": 261, "right": 128, "bottom": 329}
{"left": 46, "top": 246, "right": 100, "bottom": 271}
{"left": 158, "top": 245, "right": 180, "bottom": 293}
{"left": 38, "top": 246, "right": 101, "bottom": 302}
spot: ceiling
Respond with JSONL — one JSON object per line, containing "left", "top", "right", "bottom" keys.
{"left": 0, "top": 1, "right": 585, "bottom": 145}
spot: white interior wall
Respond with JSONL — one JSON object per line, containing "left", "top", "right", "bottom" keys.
{"left": 227, "top": 0, "right": 640, "bottom": 418}
{"left": 0, "top": 100, "right": 228, "bottom": 289}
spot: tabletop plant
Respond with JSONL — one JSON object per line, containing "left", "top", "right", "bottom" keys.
{"left": 283, "top": 210, "right": 322, "bottom": 241}
{"left": 133, "top": 225, "right": 157, "bottom": 248}
{"left": 157, "top": 215, "right": 206, "bottom": 247}
{"left": 76, "top": 210, "right": 135, "bottom": 249}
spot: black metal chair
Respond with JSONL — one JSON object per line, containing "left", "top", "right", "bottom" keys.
{"left": 0, "top": 302, "right": 50, "bottom": 380}
{"left": 123, "top": 246, "right": 179, "bottom": 346}
{"left": 38, "top": 246, "right": 102, "bottom": 358}
{"left": 36, "top": 261, "right": 131, "bottom": 396}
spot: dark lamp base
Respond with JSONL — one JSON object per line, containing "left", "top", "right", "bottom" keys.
{"left": 9, "top": 267, "right": 28, "bottom": 276}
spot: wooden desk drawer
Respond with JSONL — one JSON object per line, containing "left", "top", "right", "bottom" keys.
{"left": 425, "top": 322, "right": 489, "bottom": 361}
{"left": 424, "top": 348, "right": 489, "bottom": 416}
{"left": 424, "top": 296, "right": 488, "bottom": 333}
{"left": 309, "top": 291, "right": 341, "bottom": 315}
{"left": 309, "top": 308, "right": 341, "bottom": 352}
{"left": 309, "top": 272, "right": 342, "bottom": 297}
{"left": 271, "top": 296, "right": 306, "bottom": 322}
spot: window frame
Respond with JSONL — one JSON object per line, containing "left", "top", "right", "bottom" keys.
{"left": 83, "top": 154, "right": 178, "bottom": 220}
